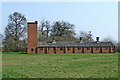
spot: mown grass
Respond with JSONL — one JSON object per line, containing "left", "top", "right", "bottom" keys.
{"left": 2, "top": 52, "right": 118, "bottom": 78}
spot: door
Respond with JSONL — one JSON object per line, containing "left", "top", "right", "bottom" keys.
{"left": 91, "top": 47, "right": 93, "bottom": 53}
{"left": 35, "top": 48, "right": 37, "bottom": 54}
{"left": 64, "top": 47, "right": 66, "bottom": 53}
{"left": 109, "top": 46, "right": 111, "bottom": 53}
{"left": 100, "top": 47, "right": 102, "bottom": 53}
{"left": 45, "top": 47, "right": 47, "bottom": 54}
{"left": 73, "top": 47, "right": 75, "bottom": 53}
{"left": 53, "top": 47, "right": 56, "bottom": 54}
{"left": 82, "top": 47, "right": 84, "bottom": 53}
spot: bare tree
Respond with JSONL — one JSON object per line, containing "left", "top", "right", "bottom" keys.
{"left": 79, "top": 31, "right": 93, "bottom": 42}
{"left": 38, "top": 19, "right": 51, "bottom": 41}
{"left": 102, "top": 36, "right": 117, "bottom": 45}
{"left": 40, "top": 19, "right": 45, "bottom": 36}
{"left": 51, "top": 20, "right": 76, "bottom": 40}
{"left": 38, "top": 19, "right": 45, "bottom": 41}
{"left": 3, "top": 12, "right": 27, "bottom": 52}
{"left": 45, "top": 20, "right": 51, "bottom": 38}
{"left": 102, "top": 36, "right": 114, "bottom": 42}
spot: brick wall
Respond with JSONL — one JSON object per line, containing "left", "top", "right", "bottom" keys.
{"left": 35, "top": 46, "right": 116, "bottom": 54}
{"left": 65, "top": 47, "right": 73, "bottom": 53}
{"left": 110, "top": 46, "right": 116, "bottom": 53}
{"left": 102, "top": 46, "right": 109, "bottom": 53}
{"left": 93, "top": 47, "right": 101, "bottom": 53}
{"left": 74, "top": 47, "right": 82, "bottom": 53}
{"left": 84, "top": 47, "right": 91, "bottom": 53}
{"left": 56, "top": 47, "right": 64, "bottom": 53}
{"left": 47, "top": 47, "right": 55, "bottom": 54}
{"left": 37, "top": 47, "right": 56, "bottom": 54}
{"left": 37, "top": 47, "right": 45, "bottom": 54}
{"left": 27, "top": 21, "right": 37, "bottom": 54}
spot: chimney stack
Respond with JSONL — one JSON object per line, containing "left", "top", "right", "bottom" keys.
{"left": 96, "top": 37, "right": 99, "bottom": 42}
{"left": 79, "top": 37, "right": 83, "bottom": 43}
{"left": 80, "top": 37, "right": 82, "bottom": 41}
{"left": 35, "top": 21, "right": 37, "bottom": 24}
{"left": 52, "top": 37, "right": 56, "bottom": 43}
{"left": 27, "top": 21, "right": 38, "bottom": 54}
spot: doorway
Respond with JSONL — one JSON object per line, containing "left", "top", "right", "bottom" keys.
{"left": 53, "top": 47, "right": 56, "bottom": 54}
{"left": 82, "top": 47, "right": 84, "bottom": 53}
{"left": 91, "top": 47, "right": 93, "bottom": 53}
{"left": 45, "top": 47, "right": 47, "bottom": 54}
{"left": 100, "top": 47, "right": 102, "bottom": 53}
{"left": 73, "top": 47, "right": 75, "bottom": 53}
{"left": 64, "top": 47, "right": 66, "bottom": 53}
{"left": 109, "top": 46, "right": 111, "bottom": 53}
{"left": 35, "top": 48, "right": 37, "bottom": 54}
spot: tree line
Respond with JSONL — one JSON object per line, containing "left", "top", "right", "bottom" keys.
{"left": 38, "top": 19, "right": 77, "bottom": 41}
{"left": 1, "top": 12, "right": 118, "bottom": 52}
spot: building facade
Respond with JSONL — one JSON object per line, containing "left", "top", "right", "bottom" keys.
{"left": 27, "top": 21, "right": 116, "bottom": 54}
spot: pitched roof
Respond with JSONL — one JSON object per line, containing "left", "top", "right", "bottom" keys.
{"left": 37, "top": 41, "right": 115, "bottom": 47}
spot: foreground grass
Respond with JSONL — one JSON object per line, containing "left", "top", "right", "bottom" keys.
{"left": 2, "top": 52, "right": 118, "bottom": 78}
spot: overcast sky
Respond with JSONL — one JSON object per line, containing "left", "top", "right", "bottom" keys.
{"left": 1, "top": 2, "right": 118, "bottom": 41}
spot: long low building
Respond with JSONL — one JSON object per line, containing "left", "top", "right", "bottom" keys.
{"left": 37, "top": 41, "right": 115, "bottom": 54}
{"left": 27, "top": 21, "right": 116, "bottom": 54}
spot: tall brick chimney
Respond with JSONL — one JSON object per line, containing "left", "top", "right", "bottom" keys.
{"left": 96, "top": 37, "right": 100, "bottom": 42}
{"left": 79, "top": 37, "right": 82, "bottom": 41}
{"left": 79, "top": 37, "right": 83, "bottom": 43}
{"left": 27, "top": 21, "right": 37, "bottom": 54}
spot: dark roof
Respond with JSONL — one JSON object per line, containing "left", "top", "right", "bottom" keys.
{"left": 37, "top": 41, "right": 115, "bottom": 47}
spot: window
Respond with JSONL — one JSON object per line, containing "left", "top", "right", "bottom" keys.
{"left": 53, "top": 47, "right": 56, "bottom": 50}
{"left": 87, "top": 47, "right": 90, "bottom": 50}
{"left": 78, "top": 47, "right": 81, "bottom": 50}
{"left": 48, "top": 47, "right": 50, "bottom": 50}
{"left": 67, "top": 47, "right": 71, "bottom": 50}
{"left": 112, "top": 46, "right": 114, "bottom": 50}
{"left": 40, "top": 47, "right": 43, "bottom": 50}
{"left": 60, "top": 47, "right": 63, "bottom": 50}
{"left": 105, "top": 47, "right": 108, "bottom": 50}
{"left": 31, "top": 48, "right": 34, "bottom": 52}
{"left": 96, "top": 47, "right": 99, "bottom": 50}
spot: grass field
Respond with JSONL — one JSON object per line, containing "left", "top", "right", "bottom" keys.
{"left": 2, "top": 52, "right": 118, "bottom": 78}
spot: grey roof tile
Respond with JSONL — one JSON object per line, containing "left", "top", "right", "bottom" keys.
{"left": 37, "top": 41, "right": 115, "bottom": 47}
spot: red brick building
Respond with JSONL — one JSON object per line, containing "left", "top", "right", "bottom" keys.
{"left": 27, "top": 21, "right": 116, "bottom": 54}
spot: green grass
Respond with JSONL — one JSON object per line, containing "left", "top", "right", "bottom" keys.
{"left": 2, "top": 52, "right": 118, "bottom": 78}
